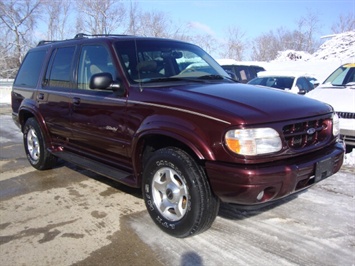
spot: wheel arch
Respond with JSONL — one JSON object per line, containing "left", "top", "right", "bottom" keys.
{"left": 18, "top": 105, "right": 52, "bottom": 149}
{"left": 132, "top": 126, "right": 216, "bottom": 187}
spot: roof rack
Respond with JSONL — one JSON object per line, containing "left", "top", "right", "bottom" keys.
{"left": 37, "top": 40, "right": 60, "bottom": 46}
{"left": 74, "top": 33, "right": 129, "bottom": 38}
{"left": 37, "top": 33, "right": 130, "bottom": 46}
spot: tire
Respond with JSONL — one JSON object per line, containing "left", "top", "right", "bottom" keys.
{"left": 142, "top": 147, "right": 219, "bottom": 238}
{"left": 23, "top": 118, "right": 57, "bottom": 170}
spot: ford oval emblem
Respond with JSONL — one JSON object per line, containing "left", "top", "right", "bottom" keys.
{"left": 307, "top": 128, "right": 316, "bottom": 135}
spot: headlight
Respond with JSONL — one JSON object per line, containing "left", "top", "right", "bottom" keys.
{"left": 225, "top": 128, "right": 282, "bottom": 156}
{"left": 332, "top": 113, "right": 340, "bottom": 137}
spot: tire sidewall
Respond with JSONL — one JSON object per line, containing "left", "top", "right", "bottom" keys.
{"left": 23, "top": 118, "right": 45, "bottom": 169}
{"left": 143, "top": 148, "right": 203, "bottom": 237}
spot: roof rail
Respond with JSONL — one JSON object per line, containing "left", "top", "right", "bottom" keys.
{"left": 37, "top": 40, "right": 59, "bottom": 46}
{"left": 74, "top": 33, "right": 89, "bottom": 38}
{"left": 37, "top": 33, "right": 131, "bottom": 46}
{"left": 74, "top": 33, "right": 130, "bottom": 39}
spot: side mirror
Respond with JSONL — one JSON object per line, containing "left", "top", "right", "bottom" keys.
{"left": 89, "top": 72, "right": 113, "bottom": 90}
{"left": 89, "top": 72, "right": 125, "bottom": 96}
{"left": 298, "top": 89, "right": 306, "bottom": 95}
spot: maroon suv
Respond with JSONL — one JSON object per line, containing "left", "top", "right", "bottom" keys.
{"left": 12, "top": 34, "right": 344, "bottom": 237}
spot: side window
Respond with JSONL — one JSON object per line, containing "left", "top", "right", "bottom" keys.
{"left": 77, "top": 45, "right": 114, "bottom": 90}
{"left": 44, "top": 46, "right": 76, "bottom": 88}
{"left": 14, "top": 50, "right": 46, "bottom": 87}
{"left": 296, "top": 77, "right": 311, "bottom": 91}
{"left": 235, "top": 66, "right": 251, "bottom": 83}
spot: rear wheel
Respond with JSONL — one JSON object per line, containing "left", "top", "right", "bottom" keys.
{"left": 143, "top": 147, "right": 219, "bottom": 237}
{"left": 23, "top": 118, "right": 57, "bottom": 170}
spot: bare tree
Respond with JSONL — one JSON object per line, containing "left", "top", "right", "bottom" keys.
{"left": 0, "top": 0, "right": 42, "bottom": 76}
{"left": 331, "top": 12, "right": 355, "bottom": 33}
{"left": 189, "top": 33, "right": 218, "bottom": 55}
{"left": 124, "top": 1, "right": 144, "bottom": 35}
{"left": 139, "top": 11, "right": 168, "bottom": 37}
{"left": 251, "top": 12, "right": 321, "bottom": 61}
{"left": 75, "top": 0, "right": 126, "bottom": 35}
{"left": 220, "top": 26, "right": 247, "bottom": 60}
{"left": 251, "top": 30, "right": 281, "bottom": 61}
{"left": 294, "top": 11, "right": 321, "bottom": 53}
{"left": 43, "top": 0, "right": 72, "bottom": 40}
{"left": 124, "top": 3, "right": 189, "bottom": 42}
{"left": 0, "top": 38, "right": 19, "bottom": 78}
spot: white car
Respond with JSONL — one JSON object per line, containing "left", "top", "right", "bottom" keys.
{"left": 306, "top": 63, "right": 355, "bottom": 153}
{"left": 248, "top": 71, "right": 317, "bottom": 94}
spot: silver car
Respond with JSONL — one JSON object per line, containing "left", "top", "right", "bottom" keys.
{"left": 306, "top": 63, "right": 355, "bottom": 153}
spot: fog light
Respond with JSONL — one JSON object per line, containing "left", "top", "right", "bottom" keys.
{"left": 257, "top": 190, "right": 264, "bottom": 201}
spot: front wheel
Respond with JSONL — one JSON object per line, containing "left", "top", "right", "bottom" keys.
{"left": 142, "top": 147, "right": 219, "bottom": 238}
{"left": 23, "top": 118, "right": 57, "bottom": 170}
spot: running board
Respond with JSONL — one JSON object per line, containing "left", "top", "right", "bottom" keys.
{"left": 54, "top": 151, "right": 132, "bottom": 183}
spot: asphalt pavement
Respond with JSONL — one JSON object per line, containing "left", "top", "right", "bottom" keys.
{"left": 1, "top": 104, "right": 354, "bottom": 266}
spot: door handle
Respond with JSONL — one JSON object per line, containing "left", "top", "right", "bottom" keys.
{"left": 37, "top": 93, "right": 44, "bottom": 101}
{"left": 72, "top": 97, "right": 81, "bottom": 105}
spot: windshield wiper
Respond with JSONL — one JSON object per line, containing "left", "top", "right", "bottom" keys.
{"left": 139, "top": 75, "right": 235, "bottom": 84}
{"left": 198, "top": 74, "right": 237, "bottom": 82}
{"left": 345, "top": 82, "right": 355, "bottom": 88}
{"left": 140, "top": 77, "right": 206, "bottom": 83}
{"left": 198, "top": 74, "right": 224, "bottom": 80}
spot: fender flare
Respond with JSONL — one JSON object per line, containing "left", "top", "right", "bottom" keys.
{"left": 18, "top": 99, "right": 52, "bottom": 150}
{"left": 130, "top": 115, "right": 217, "bottom": 182}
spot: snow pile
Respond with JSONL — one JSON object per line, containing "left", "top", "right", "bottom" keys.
{"left": 344, "top": 149, "right": 355, "bottom": 166}
{"left": 261, "top": 32, "right": 355, "bottom": 82}
{"left": 272, "top": 31, "right": 355, "bottom": 64}
{"left": 0, "top": 88, "right": 11, "bottom": 104}
{"left": 274, "top": 50, "right": 313, "bottom": 62}
{"left": 312, "top": 31, "right": 355, "bottom": 61}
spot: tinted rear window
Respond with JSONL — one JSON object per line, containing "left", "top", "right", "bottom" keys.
{"left": 45, "top": 46, "right": 76, "bottom": 88}
{"left": 14, "top": 50, "right": 46, "bottom": 87}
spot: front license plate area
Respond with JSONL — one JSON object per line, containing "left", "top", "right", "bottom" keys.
{"left": 315, "top": 157, "right": 334, "bottom": 182}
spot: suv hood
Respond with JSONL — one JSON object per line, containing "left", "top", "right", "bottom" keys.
{"left": 155, "top": 83, "right": 333, "bottom": 125}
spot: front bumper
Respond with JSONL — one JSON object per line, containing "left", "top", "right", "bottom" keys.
{"left": 206, "top": 142, "right": 344, "bottom": 205}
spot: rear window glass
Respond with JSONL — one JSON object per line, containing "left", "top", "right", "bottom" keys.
{"left": 45, "top": 46, "right": 76, "bottom": 88}
{"left": 14, "top": 50, "right": 46, "bottom": 87}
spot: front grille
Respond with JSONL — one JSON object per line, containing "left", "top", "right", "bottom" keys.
{"left": 283, "top": 118, "right": 331, "bottom": 149}
{"left": 336, "top": 112, "right": 355, "bottom": 119}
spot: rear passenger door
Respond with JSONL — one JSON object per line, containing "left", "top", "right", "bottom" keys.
{"left": 69, "top": 44, "right": 129, "bottom": 166}
{"left": 38, "top": 46, "right": 76, "bottom": 146}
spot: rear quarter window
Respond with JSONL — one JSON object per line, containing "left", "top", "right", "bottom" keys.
{"left": 14, "top": 50, "right": 46, "bottom": 87}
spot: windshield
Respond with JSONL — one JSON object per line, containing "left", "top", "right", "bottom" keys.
{"left": 323, "top": 63, "right": 355, "bottom": 86}
{"left": 114, "top": 39, "right": 230, "bottom": 83}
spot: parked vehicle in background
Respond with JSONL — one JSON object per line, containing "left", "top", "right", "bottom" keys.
{"left": 11, "top": 34, "right": 344, "bottom": 238}
{"left": 217, "top": 59, "right": 265, "bottom": 83}
{"left": 248, "top": 71, "right": 317, "bottom": 94}
{"left": 306, "top": 63, "right": 355, "bottom": 153}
